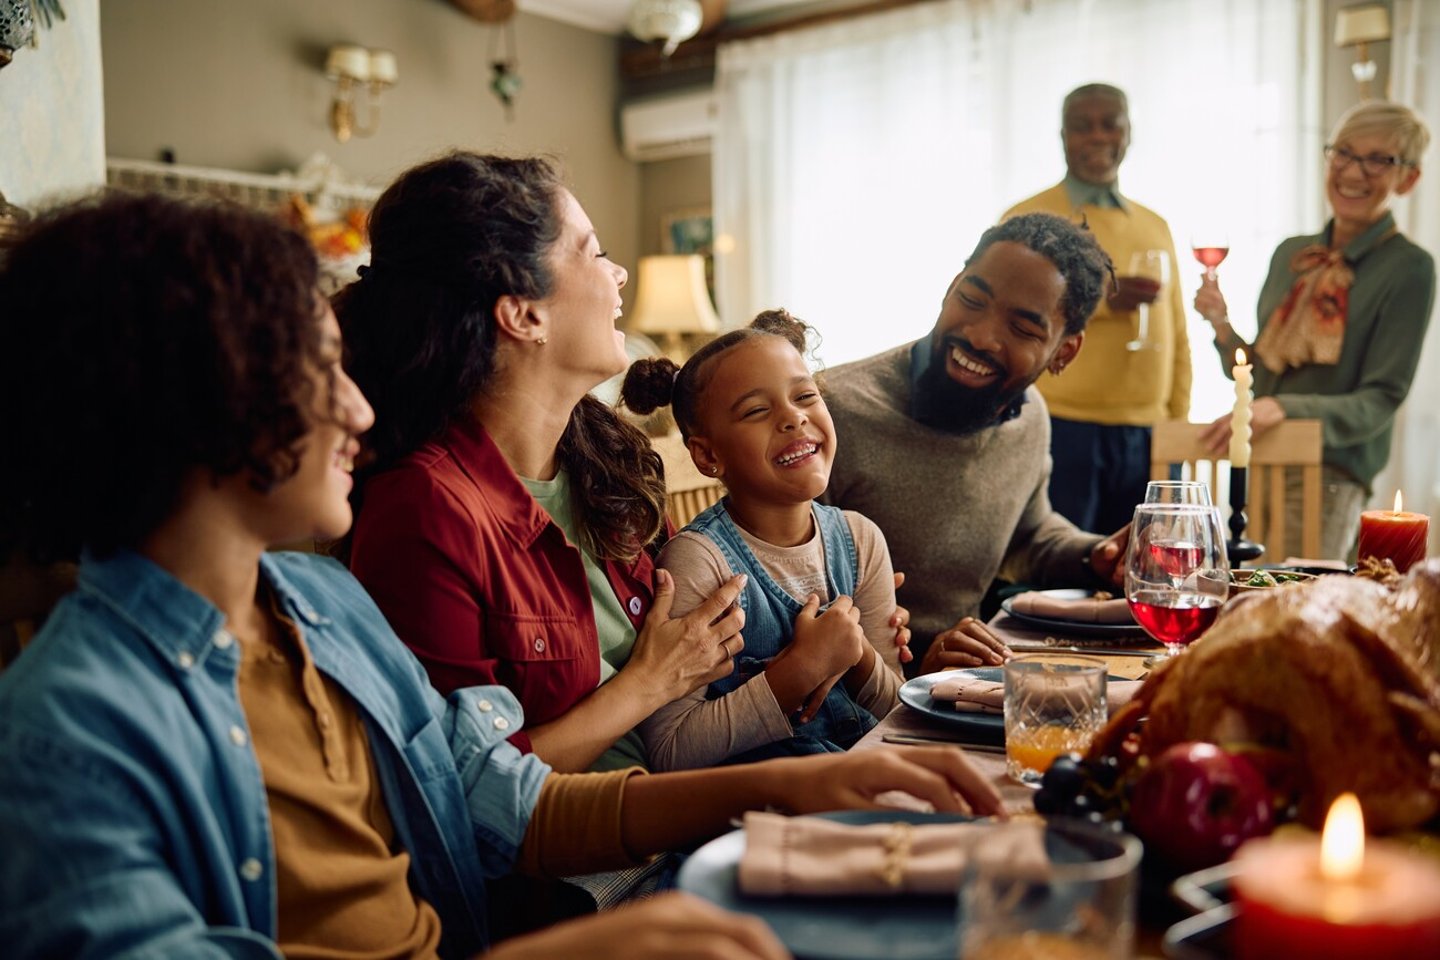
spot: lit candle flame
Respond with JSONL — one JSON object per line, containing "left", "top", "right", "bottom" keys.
{"left": 1235, "top": 347, "right": 1247, "bottom": 366}
{"left": 1321, "top": 792, "right": 1365, "bottom": 882}
{"left": 1395, "top": 490, "right": 1405, "bottom": 513}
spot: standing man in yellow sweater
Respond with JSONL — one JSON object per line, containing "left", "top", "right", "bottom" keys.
{"left": 1004, "top": 83, "right": 1191, "bottom": 534}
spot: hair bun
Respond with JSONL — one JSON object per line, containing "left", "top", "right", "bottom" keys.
{"left": 750, "top": 308, "right": 810, "bottom": 354}
{"left": 620, "top": 355, "right": 682, "bottom": 415}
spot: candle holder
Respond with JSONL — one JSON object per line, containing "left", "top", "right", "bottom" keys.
{"left": 1227, "top": 465, "right": 1265, "bottom": 563}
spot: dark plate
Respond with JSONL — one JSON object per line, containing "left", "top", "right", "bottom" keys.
{"left": 1000, "top": 589, "right": 1148, "bottom": 639}
{"left": 676, "top": 810, "right": 974, "bottom": 960}
{"left": 897, "top": 668, "right": 1005, "bottom": 743}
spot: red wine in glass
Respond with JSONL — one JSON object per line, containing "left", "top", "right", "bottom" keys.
{"left": 1128, "top": 591, "right": 1223, "bottom": 648}
{"left": 1191, "top": 239, "right": 1229, "bottom": 281}
{"left": 1148, "top": 539, "right": 1204, "bottom": 580}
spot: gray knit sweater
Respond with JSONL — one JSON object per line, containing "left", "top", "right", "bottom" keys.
{"left": 821, "top": 343, "right": 1102, "bottom": 660}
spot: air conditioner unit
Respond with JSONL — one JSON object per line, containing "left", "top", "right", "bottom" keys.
{"left": 620, "top": 89, "right": 717, "bottom": 162}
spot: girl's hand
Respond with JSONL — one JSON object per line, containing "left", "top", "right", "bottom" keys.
{"left": 485, "top": 891, "right": 791, "bottom": 960}
{"left": 788, "top": 594, "right": 866, "bottom": 681}
{"left": 890, "top": 572, "right": 913, "bottom": 665}
{"left": 766, "top": 746, "right": 1006, "bottom": 818}
{"left": 626, "top": 570, "right": 749, "bottom": 705}
{"left": 918, "top": 617, "right": 1010, "bottom": 674}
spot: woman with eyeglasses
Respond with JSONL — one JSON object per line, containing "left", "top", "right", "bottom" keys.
{"left": 1193, "top": 100, "right": 1434, "bottom": 561}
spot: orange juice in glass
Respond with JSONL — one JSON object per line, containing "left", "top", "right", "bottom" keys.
{"left": 1002, "top": 655, "right": 1107, "bottom": 785}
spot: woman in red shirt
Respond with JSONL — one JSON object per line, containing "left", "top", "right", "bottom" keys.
{"left": 342, "top": 154, "right": 753, "bottom": 775}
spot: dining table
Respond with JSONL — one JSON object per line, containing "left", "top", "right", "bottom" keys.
{"left": 845, "top": 607, "right": 1180, "bottom": 959}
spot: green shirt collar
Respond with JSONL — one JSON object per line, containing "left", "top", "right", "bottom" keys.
{"left": 1063, "top": 173, "right": 1128, "bottom": 212}
{"left": 1327, "top": 211, "right": 1397, "bottom": 262}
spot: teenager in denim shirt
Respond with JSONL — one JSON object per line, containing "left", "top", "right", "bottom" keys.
{"left": 0, "top": 193, "right": 1001, "bottom": 959}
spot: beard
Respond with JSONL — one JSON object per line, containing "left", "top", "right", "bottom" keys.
{"left": 911, "top": 336, "right": 1033, "bottom": 436}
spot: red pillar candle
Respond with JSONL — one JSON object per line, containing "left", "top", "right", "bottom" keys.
{"left": 1232, "top": 795, "right": 1440, "bottom": 960}
{"left": 1357, "top": 491, "right": 1429, "bottom": 572}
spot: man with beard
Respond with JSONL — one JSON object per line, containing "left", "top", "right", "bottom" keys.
{"left": 1003, "top": 84, "right": 1191, "bottom": 535}
{"left": 822, "top": 213, "right": 1128, "bottom": 675}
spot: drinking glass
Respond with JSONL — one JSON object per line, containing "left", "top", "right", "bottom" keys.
{"left": 1143, "top": 480, "right": 1212, "bottom": 506}
{"left": 1002, "top": 655, "right": 1107, "bottom": 786}
{"left": 1124, "top": 249, "right": 1170, "bottom": 352}
{"left": 1190, "top": 233, "right": 1230, "bottom": 281}
{"left": 1125, "top": 503, "right": 1230, "bottom": 662}
{"left": 958, "top": 820, "right": 1142, "bottom": 960}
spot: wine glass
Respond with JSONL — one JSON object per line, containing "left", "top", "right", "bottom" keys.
{"left": 1126, "top": 503, "right": 1230, "bottom": 662}
{"left": 1190, "top": 233, "right": 1230, "bottom": 281}
{"left": 1124, "top": 249, "right": 1171, "bottom": 352}
{"left": 1144, "top": 480, "right": 1213, "bottom": 506}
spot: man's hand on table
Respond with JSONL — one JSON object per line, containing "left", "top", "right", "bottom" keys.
{"left": 1088, "top": 525, "right": 1130, "bottom": 587}
{"left": 917, "top": 617, "right": 1011, "bottom": 674}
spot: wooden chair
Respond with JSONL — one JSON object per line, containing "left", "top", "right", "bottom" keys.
{"left": 0, "top": 556, "right": 77, "bottom": 671}
{"left": 1149, "top": 419, "right": 1324, "bottom": 561}
{"left": 650, "top": 432, "right": 725, "bottom": 529}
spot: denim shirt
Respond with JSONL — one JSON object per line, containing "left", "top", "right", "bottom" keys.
{"left": 0, "top": 550, "right": 551, "bottom": 959}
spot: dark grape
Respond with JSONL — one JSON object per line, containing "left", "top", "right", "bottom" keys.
{"left": 1041, "top": 753, "right": 1086, "bottom": 800}
{"left": 1088, "top": 754, "right": 1122, "bottom": 790}
{"left": 1033, "top": 788, "right": 1061, "bottom": 815}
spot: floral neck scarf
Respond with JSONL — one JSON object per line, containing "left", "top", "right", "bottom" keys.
{"left": 1253, "top": 245, "right": 1354, "bottom": 373}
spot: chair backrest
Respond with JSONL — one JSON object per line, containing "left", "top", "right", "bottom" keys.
{"left": 1150, "top": 419, "right": 1324, "bottom": 561}
{"left": 0, "top": 557, "right": 77, "bottom": 671}
{"left": 650, "top": 431, "right": 725, "bottom": 529}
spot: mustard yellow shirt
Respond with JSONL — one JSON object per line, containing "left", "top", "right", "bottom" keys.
{"left": 1003, "top": 182, "right": 1191, "bottom": 424}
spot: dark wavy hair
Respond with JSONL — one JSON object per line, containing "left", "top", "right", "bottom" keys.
{"left": 969, "top": 212, "right": 1114, "bottom": 336}
{"left": 336, "top": 152, "right": 666, "bottom": 561}
{"left": 621, "top": 308, "right": 813, "bottom": 441}
{"left": 0, "top": 192, "right": 325, "bottom": 562}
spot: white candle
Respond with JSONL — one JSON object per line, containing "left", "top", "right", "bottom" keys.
{"left": 1230, "top": 348, "right": 1253, "bottom": 469}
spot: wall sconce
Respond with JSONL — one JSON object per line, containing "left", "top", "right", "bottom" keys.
{"left": 628, "top": 255, "right": 720, "bottom": 361}
{"left": 325, "top": 44, "right": 397, "bottom": 143}
{"left": 1334, "top": 3, "right": 1390, "bottom": 101}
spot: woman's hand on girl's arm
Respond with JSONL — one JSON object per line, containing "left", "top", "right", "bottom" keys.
{"left": 483, "top": 891, "right": 791, "bottom": 960}
{"left": 624, "top": 570, "right": 749, "bottom": 705}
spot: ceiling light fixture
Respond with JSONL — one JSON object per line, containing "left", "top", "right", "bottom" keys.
{"left": 628, "top": 0, "right": 705, "bottom": 57}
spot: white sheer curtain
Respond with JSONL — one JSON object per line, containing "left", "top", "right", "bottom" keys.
{"left": 714, "top": 0, "right": 1322, "bottom": 424}
{"left": 1372, "top": 0, "right": 1440, "bottom": 550}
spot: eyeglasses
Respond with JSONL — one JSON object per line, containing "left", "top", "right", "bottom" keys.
{"left": 1324, "top": 144, "right": 1411, "bottom": 177}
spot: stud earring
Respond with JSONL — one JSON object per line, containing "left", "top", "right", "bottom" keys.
{"left": 536, "top": 336, "right": 548, "bottom": 346}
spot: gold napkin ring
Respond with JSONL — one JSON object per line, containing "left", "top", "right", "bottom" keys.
{"left": 877, "top": 822, "right": 913, "bottom": 890}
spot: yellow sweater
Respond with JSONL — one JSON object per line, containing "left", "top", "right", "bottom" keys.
{"left": 1003, "top": 183, "right": 1191, "bottom": 424}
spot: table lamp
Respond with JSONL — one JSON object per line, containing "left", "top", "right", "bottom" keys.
{"left": 628, "top": 254, "right": 720, "bottom": 362}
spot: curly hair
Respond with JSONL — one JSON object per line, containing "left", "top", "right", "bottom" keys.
{"left": 337, "top": 152, "right": 666, "bottom": 561}
{"left": 0, "top": 192, "right": 325, "bottom": 562}
{"left": 967, "top": 212, "right": 1114, "bottom": 336}
{"left": 621, "top": 308, "right": 813, "bottom": 440}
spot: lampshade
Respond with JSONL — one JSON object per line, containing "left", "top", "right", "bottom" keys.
{"left": 1334, "top": 4, "right": 1389, "bottom": 46}
{"left": 368, "top": 49, "right": 398, "bottom": 86}
{"left": 629, "top": 255, "right": 719, "bottom": 337}
{"left": 325, "top": 44, "right": 371, "bottom": 81}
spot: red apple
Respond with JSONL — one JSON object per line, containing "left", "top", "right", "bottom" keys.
{"left": 1127, "top": 741, "right": 1274, "bottom": 872}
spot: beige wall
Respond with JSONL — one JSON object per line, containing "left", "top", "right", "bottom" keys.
{"left": 101, "top": 0, "right": 640, "bottom": 271}
{"left": 638, "top": 153, "right": 712, "bottom": 255}
{"left": 0, "top": 0, "right": 105, "bottom": 208}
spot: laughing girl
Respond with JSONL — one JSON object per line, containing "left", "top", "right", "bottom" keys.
{"left": 623, "top": 310, "right": 903, "bottom": 770}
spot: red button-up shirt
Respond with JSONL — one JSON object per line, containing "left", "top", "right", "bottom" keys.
{"left": 350, "top": 416, "right": 658, "bottom": 754}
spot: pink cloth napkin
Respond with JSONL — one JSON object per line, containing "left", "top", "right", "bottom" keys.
{"left": 737, "top": 812, "right": 1048, "bottom": 897}
{"left": 928, "top": 675, "right": 1005, "bottom": 714}
{"left": 1009, "top": 591, "right": 1135, "bottom": 624}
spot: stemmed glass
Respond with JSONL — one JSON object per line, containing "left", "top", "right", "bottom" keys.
{"left": 1124, "top": 249, "right": 1171, "bottom": 352}
{"left": 1125, "top": 503, "right": 1230, "bottom": 662}
{"left": 1144, "top": 480, "right": 1212, "bottom": 506}
{"left": 1191, "top": 233, "right": 1230, "bottom": 281}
